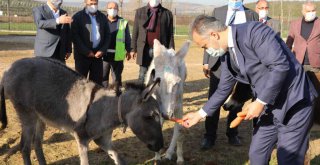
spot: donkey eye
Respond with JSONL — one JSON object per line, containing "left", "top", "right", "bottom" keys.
{"left": 145, "top": 115, "right": 155, "bottom": 120}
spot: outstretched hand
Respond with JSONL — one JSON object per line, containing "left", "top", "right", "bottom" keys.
{"left": 244, "top": 100, "right": 265, "bottom": 120}
{"left": 182, "top": 111, "right": 203, "bottom": 128}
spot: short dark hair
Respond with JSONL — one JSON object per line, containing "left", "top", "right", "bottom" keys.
{"left": 189, "top": 15, "right": 227, "bottom": 40}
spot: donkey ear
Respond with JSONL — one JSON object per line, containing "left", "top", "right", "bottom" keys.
{"left": 153, "top": 39, "right": 163, "bottom": 58}
{"left": 142, "top": 78, "right": 161, "bottom": 102}
{"left": 175, "top": 40, "right": 191, "bottom": 59}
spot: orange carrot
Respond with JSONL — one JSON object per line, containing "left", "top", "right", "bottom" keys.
{"left": 230, "top": 116, "right": 245, "bottom": 128}
{"left": 237, "top": 111, "right": 247, "bottom": 117}
{"left": 170, "top": 117, "right": 184, "bottom": 124}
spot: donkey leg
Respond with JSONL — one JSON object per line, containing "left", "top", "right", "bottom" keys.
{"left": 176, "top": 124, "right": 184, "bottom": 164}
{"left": 165, "top": 123, "right": 179, "bottom": 160}
{"left": 33, "top": 120, "right": 46, "bottom": 165}
{"left": 154, "top": 117, "right": 164, "bottom": 164}
{"left": 93, "top": 131, "right": 124, "bottom": 165}
{"left": 74, "top": 134, "right": 89, "bottom": 165}
{"left": 20, "top": 123, "right": 36, "bottom": 165}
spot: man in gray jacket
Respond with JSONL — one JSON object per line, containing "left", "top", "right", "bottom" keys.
{"left": 72, "top": 0, "right": 110, "bottom": 85}
{"left": 33, "top": 0, "right": 73, "bottom": 62}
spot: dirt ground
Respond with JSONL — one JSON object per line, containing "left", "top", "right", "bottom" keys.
{"left": 0, "top": 36, "right": 319, "bottom": 165}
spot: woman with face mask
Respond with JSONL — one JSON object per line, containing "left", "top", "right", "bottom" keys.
{"left": 71, "top": 0, "right": 111, "bottom": 85}
{"left": 101, "top": 1, "right": 132, "bottom": 95}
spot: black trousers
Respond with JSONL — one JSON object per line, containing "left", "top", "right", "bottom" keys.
{"left": 204, "top": 68, "right": 239, "bottom": 141}
{"left": 75, "top": 57, "right": 103, "bottom": 85}
{"left": 102, "top": 60, "right": 124, "bottom": 88}
{"left": 138, "top": 47, "right": 153, "bottom": 82}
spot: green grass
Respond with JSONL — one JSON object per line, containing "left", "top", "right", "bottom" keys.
{"left": 0, "top": 22, "right": 36, "bottom": 31}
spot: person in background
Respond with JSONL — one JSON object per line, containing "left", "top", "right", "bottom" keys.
{"left": 33, "top": 0, "right": 72, "bottom": 63}
{"left": 255, "top": 0, "right": 281, "bottom": 36}
{"left": 184, "top": 15, "right": 317, "bottom": 165}
{"left": 102, "top": 1, "right": 131, "bottom": 95}
{"left": 200, "top": 0, "right": 259, "bottom": 150}
{"left": 72, "top": 0, "right": 110, "bottom": 85}
{"left": 130, "top": 0, "right": 174, "bottom": 83}
{"left": 286, "top": 1, "right": 320, "bottom": 74}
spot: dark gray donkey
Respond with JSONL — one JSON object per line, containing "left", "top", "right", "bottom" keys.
{"left": 0, "top": 57, "right": 163, "bottom": 165}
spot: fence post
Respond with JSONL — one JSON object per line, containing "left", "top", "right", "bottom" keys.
{"left": 174, "top": 8, "right": 176, "bottom": 36}
{"left": 7, "top": 0, "right": 10, "bottom": 30}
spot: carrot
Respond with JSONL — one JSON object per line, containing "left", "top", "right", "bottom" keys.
{"left": 170, "top": 117, "right": 184, "bottom": 124}
{"left": 230, "top": 116, "right": 245, "bottom": 128}
{"left": 237, "top": 111, "right": 247, "bottom": 117}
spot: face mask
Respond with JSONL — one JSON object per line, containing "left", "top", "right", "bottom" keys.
{"left": 51, "top": 0, "right": 62, "bottom": 9}
{"left": 87, "top": 5, "right": 98, "bottom": 14}
{"left": 206, "top": 47, "right": 226, "bottom": 57}
{"left": 228, "top": 0, "right": 243, "bottom": 10}
{"left": 206, "top": 37, "right": 226, "bottom": 57}
{"left": 149, "top": 0, "right": 160, "bottom": 8}
{"left": 259, "top": 10, "right": 268, "bottom": 19}
{"left": 107, "top": 9, "right": 118, "bottom": 17}
{"left": 305, "top": 12, "right": 316, "bottom": 22}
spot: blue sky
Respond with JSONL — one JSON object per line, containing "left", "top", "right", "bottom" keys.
{"left": 61, "top": 0, "right": 259, "bottom": 6}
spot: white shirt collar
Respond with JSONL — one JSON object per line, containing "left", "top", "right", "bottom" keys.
{"left": 228, "top": 26, "right": 234, "bottom": 48}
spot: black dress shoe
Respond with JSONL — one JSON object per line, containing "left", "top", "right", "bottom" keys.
{"left": 201, "top": 138, "right": 215, "bottom": 150}
{"left": 228, "top": 136, "right": 241, "bottom": 146}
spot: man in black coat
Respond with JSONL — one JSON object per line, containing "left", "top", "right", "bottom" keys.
{"left": 130, "top": 0, "right": 174, "bottom": 82}
{"left": 72, "top": 0, "right": 110, "bottom": 85}
{"left": 201, "top": 0, "right": 259, "bottom": 150}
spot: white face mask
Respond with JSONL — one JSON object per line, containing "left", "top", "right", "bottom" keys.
{"left": 305, "top": 12, "right": 316, "bottom": 22}
{"left": 107, "top": 9, "right": 118, "bottom": 17}
{"left": 259, "top": 10, "right": 268, "bottom": 19}
{"left": 149, "top": 0, "right": 160, "bottom": 8}
{"left": 206, "top": 47, "right": 226, "bottom": 57}
{"left": 51, "top": 0, "right": 62, "bottom": 9}
{"left": 87, "top": 5, "right": 98, "bottom": 14}
{"left": 206, "top": 37, "right": 226, "bottom": 58}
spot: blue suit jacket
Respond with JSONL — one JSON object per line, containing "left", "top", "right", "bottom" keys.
{"left": 203, "top": 22, "right": 318, "bottom": 123}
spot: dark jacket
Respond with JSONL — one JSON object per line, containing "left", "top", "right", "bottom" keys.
{"left": 131, "top": 5, "right": 174, "bottom": 65}
{"left": 265, "top": 16, "right": 281, "bottom": 36}
{"left": 33, "top": 4, "right": 72, "bottom": 60}
{"left": 203, "top": 5, "right": 259, "bottom": 77}
{"left": 203, "top": 22, "right": 317, "bottom": 123}
{"left": 104, "top": 16, "right": 131, "bottom": 62}
{"left": 71, "top": 9, "right": 110, "bottom": 60}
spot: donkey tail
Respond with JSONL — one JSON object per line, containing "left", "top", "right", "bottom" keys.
{"left": 0, "top": 82, "right": 7, "bottom": 130}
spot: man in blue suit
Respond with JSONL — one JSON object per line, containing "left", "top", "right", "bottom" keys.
{"left": 183, "top": 15, "right": 318, "bottom": 164}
